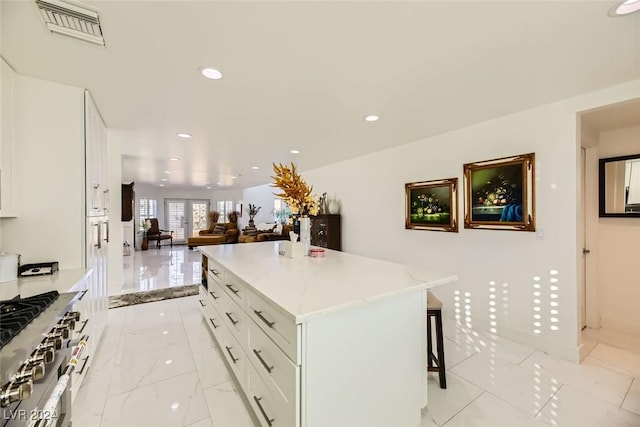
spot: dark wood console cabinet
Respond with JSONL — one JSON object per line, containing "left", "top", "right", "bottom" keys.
{"left": 311, "top": 214, "right": 341, "bottom": 251}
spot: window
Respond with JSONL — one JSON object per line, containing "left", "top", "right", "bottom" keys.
{"left": 139, "top": 198, "right": 158, "bottom": 226}
{"left": 273, "top": 198, "right": 291, "bottom": 223}
{"left": 216, "top": 200, "right": 234, "bottom": 222}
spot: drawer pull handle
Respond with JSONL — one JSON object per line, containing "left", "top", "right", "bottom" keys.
{"left": 209, "top": 291, "right": 219, "bottom": 300}
{"left": 253, "top": 310, "right": 275, "bottom": 328}
{"left": 225, "top": 312, "right": 239, "bottom": 325}
{"left": 199, "top": 299, "right": 206, "bottom": 307}
{"left": 252, "top": 349, "right": 274, "bottom": 374}
{"left": 77, "top": 356, "right": 90, "bottom": 375}
{"left": 209, "top": 318, "right": 219, "bottom": 329}
{"left": 209, "top": 268, "right": 221, "bottom": 276}
{"left": 77, "top": 319, "right": 89, "bottom": 334}
{"left": 226, "top": 284, "right": 240, "bottom": 295}
{"left": 225, "top": 346, "right": 238, "bottom": 364}
{"left": 253, "top": 396, "right": 274, "bottom": 426}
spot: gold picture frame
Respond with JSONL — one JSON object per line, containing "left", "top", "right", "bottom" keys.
{"left": 463, "top": 153, "right": 535, "bottom": 231}
{"left": 405, "top": 178, "right": 458, "bottom": 232}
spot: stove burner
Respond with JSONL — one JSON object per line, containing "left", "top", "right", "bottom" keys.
{"left": 0, "top": 291, "right": 60, "bottom": 350}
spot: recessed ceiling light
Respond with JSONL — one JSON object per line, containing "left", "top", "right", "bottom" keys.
{"left": 170, "top": 157, "right": 180, "bottom": 161}
{"left": 177, "top": 132, "right": 192, "bottom": 138}
{"left": 164, "top": 170, "right": 171, "bottom": 174}
{"left": 217, "top": 182, "right": 223, "bottom": 186}
{"left": 609, "top": 0, "right": 640, "bottom": 16}
{"left": 206, "top": 186, "right": 212, "bottom": 189}
{"left": 161, "top": 178, "right": 167, "bottom": 182}
{"left": 364, "top": 115, "right": 379, "bottom": 122}
{"left": 290, "top": 150, "right": 300, "bottom": 154}
{"left": 159, "top": 184, "right": 165, "bottom": 187}
{"left": 201, "top": 67, "right": 223, "bottom": 80}
{"left": 252, "top": 166, "right": 260, "bottom": 170}
{"left": 232, "top": 176, "right": 237, "bottom": 179}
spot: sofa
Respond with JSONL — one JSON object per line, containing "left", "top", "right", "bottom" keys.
{"left": 187, "top": 222, "right": 239, "bottom": 248}
{"left": 238, "top": 223, "right": 293, "bottom": 243}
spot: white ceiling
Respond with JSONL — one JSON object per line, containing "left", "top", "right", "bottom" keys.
{"left": 2, "top": 1, "right": 640, "bottom": 190}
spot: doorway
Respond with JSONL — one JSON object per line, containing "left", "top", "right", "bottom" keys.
{"left": 164, "top": 199, "right": 210, "bottom": 244}
{"left": 578, "top": 98, "right": 640, "bottom": 357}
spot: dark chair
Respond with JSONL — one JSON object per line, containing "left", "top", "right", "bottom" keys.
{"left": 427, "top": 290, "right": 446, "bottom": 389}
{"left": 146, "top": 218, "right": 173, "bottom": 249}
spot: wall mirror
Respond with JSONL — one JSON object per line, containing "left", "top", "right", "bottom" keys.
{"left": 599, "top": 154, "right": 640, "bottom": 217}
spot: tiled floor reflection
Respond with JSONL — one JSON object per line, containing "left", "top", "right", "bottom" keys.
{"left": 75, "top": 295, "right": 640, "bottom": 427}
{"left": 114, "top": 245, "right": 201, "bottom": 296}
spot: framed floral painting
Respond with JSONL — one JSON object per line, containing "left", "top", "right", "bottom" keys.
{"left": 405, "top": 178, "right": 458, "bottom": 232}
{"left": 463, "top": 153, "right": 535, "bottom": 231}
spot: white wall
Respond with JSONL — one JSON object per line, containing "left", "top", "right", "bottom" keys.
{"left": 242, "top": 184, "right": 279, "bottom": 226}
{"left": 244, "top": 80, "right": 640, "bottom": 361}
{"left": 595, "top": 125, "right": 640, "bottom": 337}
{"left": 0, "top": 74, "right": 85, "bottom": 268}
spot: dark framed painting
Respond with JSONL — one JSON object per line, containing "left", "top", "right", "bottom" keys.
{"left": 463, "top": 153, "right": 535, "bottom": 231}
{"left": 405, "top": 178, "right": 458, "bottom": 232}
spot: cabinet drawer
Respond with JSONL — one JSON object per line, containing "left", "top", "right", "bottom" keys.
{"left": 198, "top": 286, "right": 210, "bottom": 313}
{"left": 219, "top": 328, "right": 246, "bottom": 388}
{"left": 247, "top": 290, "right": 297, "bottom": 362}
{"left": 248, "top": 321, "right": 297, "bottom": 404}
{"left": 206, "top": 257, "right": 225, "bottom": 286}
{"left": 247, "top": 361, "right": 295, "bottom": 427}
{"left": 224, "top": 272, "right": 246, "bottom": 306}
{"left": 204, "top": 304, "right": 225, "bottom": 343}
{"left": 221, "top": 295, "right": 248, "bottom": 346}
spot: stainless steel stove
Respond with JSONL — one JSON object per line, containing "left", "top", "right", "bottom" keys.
{"left": 0, "top": 291, "right": 81, "bottom": 427}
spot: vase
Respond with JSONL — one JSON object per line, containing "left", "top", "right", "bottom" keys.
{"left": 299, "top": 216, "right": 311, "bottom": 255}
{"left": 141, "top": 234, "right": 148, "bottom": 251}
{"left": 292, "top": 215, "right": 300, "bottom": 238}
{"left": 328, "top": 199, "right": 339, "bottom": 214}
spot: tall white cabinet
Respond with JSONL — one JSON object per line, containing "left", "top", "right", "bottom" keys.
{"left": 0, "top": 58, "right": 18, "bottom": 218}
{"left": 0, "top": 66, "right": 109, "bottom": 397}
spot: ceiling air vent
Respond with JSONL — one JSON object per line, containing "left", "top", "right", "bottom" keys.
{"left": 36, "top": 0, "right": 105, "bottom": 46}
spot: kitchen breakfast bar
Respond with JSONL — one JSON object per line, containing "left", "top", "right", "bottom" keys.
{"left": 198, "top": 242, "right": 457, "bottom": 427}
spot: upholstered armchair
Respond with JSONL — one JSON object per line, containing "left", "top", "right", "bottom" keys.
{"left": 146, "top": 218, "right": 173, "bottom": 248}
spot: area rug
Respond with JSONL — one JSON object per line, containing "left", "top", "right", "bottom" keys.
{"left": 109, "top": 284, "right": 199, "bottom": 309}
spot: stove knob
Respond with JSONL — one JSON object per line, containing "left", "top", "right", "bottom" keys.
{"left": 15, "top": 361, "right": 45, "bottom": 382}
{"left": 31, "top": 347, "right": 55, "bottom": 365}
{"left": 42, "top": 336, "right": 62, "bottom": 351}
{"left": 65, "top": 311, "right": 81, "bottom": 322}
{"left": 61, "top": 318, "right": 76, "bottom": 330}
{"left": 51, "top": 325, "right": 70, "bottom": 339}
{"left": 0, "top": 380, "right": 32, "bottom": 407}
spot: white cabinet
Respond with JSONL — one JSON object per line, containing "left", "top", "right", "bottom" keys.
{"left": 85, "top": 91, "right": 108, "bottom": 218}
{"left": 0, "top": 58, "right": 18, "bottom": 217}
{"left": 199, "top": 243, "right": 442, "bottom": 427}
{"left": 68, "top": 273, "right": 94, "bottom": 404}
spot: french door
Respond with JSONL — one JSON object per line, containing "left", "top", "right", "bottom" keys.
{"left": 165, "top": 199, "right": 210, "bottom": 244}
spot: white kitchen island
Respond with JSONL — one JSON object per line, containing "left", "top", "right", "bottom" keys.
{"left": 198, "top": 242, "right": 457, "bottom": 427}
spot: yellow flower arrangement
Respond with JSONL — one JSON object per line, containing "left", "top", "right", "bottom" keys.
{"left": 271, "top": 162, "right": 319, "bottom": 216}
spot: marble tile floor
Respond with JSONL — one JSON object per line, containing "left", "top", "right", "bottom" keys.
{"left": 74, "top": 297, "right": 640, "bottom": 427}
{"left": 113, "top": 245, "right": 202, "bottom": 296}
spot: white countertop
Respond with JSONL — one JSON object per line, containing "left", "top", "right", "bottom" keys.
{"left": 200, "top": 243, "right": 457, "bottom": 322}
{"left": 0, "top": 268, "right": 91, "bottom": 300}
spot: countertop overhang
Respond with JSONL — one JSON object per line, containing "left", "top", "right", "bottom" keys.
{"left": 199, "top": 242, "right": 457, "bottom": 322}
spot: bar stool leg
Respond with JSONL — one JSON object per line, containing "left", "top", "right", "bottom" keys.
{"left": 426, "top": 313, "right": 434, "bottom": 367}
{"left": 435, "top": 310, "right": 447, "bottom": 389}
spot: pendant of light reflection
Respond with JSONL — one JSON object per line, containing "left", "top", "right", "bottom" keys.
{"left": 532, "top": 269, "right": 560, "bottom": 335}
